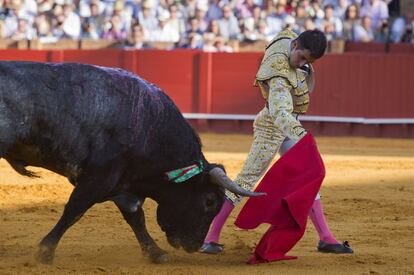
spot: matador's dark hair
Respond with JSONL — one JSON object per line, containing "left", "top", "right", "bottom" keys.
{"left": 296, "top": 30, "right": 327, "bottom": 59}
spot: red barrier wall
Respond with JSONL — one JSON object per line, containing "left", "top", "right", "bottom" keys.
{"left": 209, "top": 52, "right": 264, "bottom": 114}
{"left": 0, "top": 49, "right": 49, "bottom": 62}
{"left": 135, "top": 50, "right": 198, "bottom": 113}
{"left": 311, "top": 53, "right": 414, "bottom": 118}
{"left": 0, "top": 49, "right": 413, "bottom": 137}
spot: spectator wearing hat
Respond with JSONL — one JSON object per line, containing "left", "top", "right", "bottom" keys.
{"left": 149, "top": 10, "right": 180, "bottom": 42}
{"left": 112, "top": 0, "right": 132, "bottom": 34}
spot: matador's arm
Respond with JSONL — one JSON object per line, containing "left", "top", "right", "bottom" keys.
{"left": 267, "top": 76, "right": 307, "bottom": 142}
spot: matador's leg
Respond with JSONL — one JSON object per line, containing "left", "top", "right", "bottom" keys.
{"left": 225, "top": 107, "right": 286, "bottom": 205}
{"left": 201, "top": 107, "right": 286, "bottom": 253}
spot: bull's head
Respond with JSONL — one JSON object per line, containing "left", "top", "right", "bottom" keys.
{"left": 156, "top": 164, "right": 264, "bottom": 252}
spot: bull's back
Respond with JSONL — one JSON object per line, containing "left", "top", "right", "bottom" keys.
{"left": 0, "top": 61, "right": 200, "bottom": 181}
{"left": 0, "top": 62, "right": 165, "bottom": 174}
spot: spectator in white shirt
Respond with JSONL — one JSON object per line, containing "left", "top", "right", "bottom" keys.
{"left": 148, "top": 10, "right": 180, "bottom": 42}
{"left": 353, "top": 15, "right": 374, "bottom": 42}
{"left": 317, "top": 4, "right": 343, "bottom": 37}
{"left": 195, "top": 3, "right": 210, "bottom": 32}
{"left": 138, "top": 0, "right": 158, "bottom": 39}
{"left": 62, "top": 3, "right": 81, "bottom": 39}
{"left": 168, "top": 4, "right": 186, "bottom": 39}
{"left": 202, "top": 32, "right": 218, "bottom": 51}
{"left": 391, "top": 10, "right": 414, "bottom": 43}
{"left": 334, "top": 0, "right": 349, "bottom": 19}
{"left": 206, "top": 0, "right": 222, "bottom": 21}
{"left": 11, "top": 18, "right": 35, "bottom": 40}
{"left": 218, "top": 4, "right": 241, "bottom": 40}
{"left": 266, "top": 3, "right": 287, "bottom": 37}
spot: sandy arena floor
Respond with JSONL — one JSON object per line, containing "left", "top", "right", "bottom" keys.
{"left": 0, "top": 134, "right": 413, "bottom": 275}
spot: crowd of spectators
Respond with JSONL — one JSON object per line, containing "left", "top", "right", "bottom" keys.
{"left": 0, "top": 0, "right": 412, "bottom": 51}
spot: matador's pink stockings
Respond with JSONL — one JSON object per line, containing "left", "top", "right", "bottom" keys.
{"left": 309, "top": 199, "right": 339, "bottom": 244}
{"left": 204, "top": 199, "right": 234, "bottom": 244}
{"left": 205, "top": 195, "right": 339, "bottom": 245}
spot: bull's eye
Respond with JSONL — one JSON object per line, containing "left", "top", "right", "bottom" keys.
{"left": 206, "top": 199, "right": 215, "bottom": 207}
{"left": 204, "top": 197, "right": 217, "bottom": 212}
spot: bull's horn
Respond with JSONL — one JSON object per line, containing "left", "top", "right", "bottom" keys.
{"left": 209, "top": 167, "right": 266, "bottom": 197}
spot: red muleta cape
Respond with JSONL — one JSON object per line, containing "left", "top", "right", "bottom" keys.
{"left": 234, "top": 133, "right": 325, "bottom": 264}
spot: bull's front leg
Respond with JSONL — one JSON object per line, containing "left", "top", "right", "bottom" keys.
{"left": 116, "top": 201, "right": 168, "bottom": 264}
{"left": 36, "top": 167, "right": 122, "bottom": 264}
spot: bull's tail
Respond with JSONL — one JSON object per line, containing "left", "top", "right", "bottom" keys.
{"left": 6, "top": 158, "right": 39, "bottom": 178}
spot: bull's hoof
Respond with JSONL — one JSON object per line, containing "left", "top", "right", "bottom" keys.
{"left": 35, "top": 244, "right": 55, "bottom": 264}
{"left": 150, "top": 251, "right": 169, "bottom": 264}
{"left": 144, "top": 247, "right": 169, "bottom": 264}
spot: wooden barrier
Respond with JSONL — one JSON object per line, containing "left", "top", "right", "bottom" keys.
{"left": 30, "top": 39, "right": 79, "bottom": 50}
{"left": 0, "top": 39, "right": 28, "bottom": 49}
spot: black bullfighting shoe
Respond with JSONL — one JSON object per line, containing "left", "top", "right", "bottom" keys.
{"left": 199, "top": 242, "right": 224, "bottom": 254}
{"left": 317, "top": 240, "right": 354, "bottom": 254}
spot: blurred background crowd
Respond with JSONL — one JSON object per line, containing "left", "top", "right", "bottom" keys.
{"left": 0, "top": 0, "right": 411, "bottom": 51}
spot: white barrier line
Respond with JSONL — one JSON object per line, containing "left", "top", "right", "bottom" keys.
{"left": 183, "top": 113, "right": 414, "bottom": 124}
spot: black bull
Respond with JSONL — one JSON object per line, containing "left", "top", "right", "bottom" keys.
{"left": 0, "top": 61, "right": 263, "bottom": 264}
